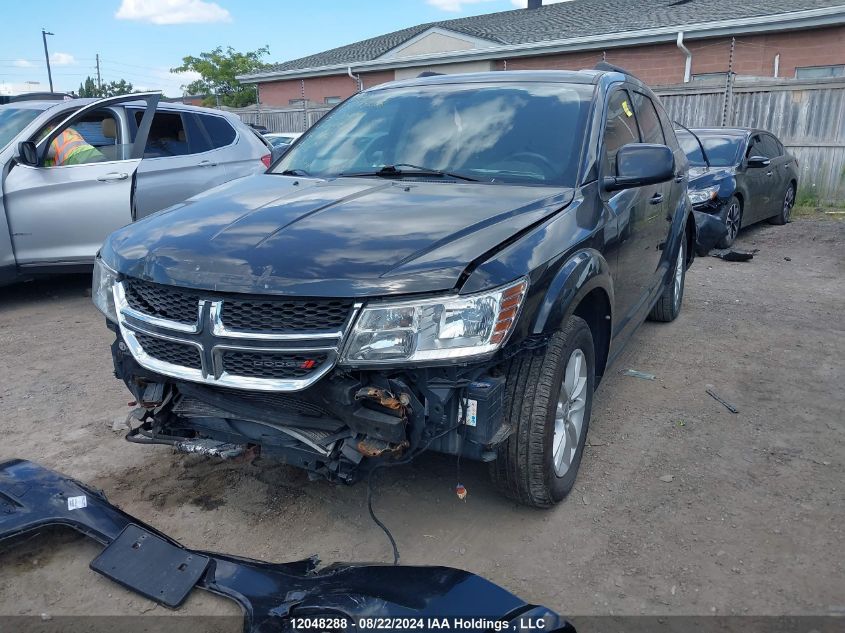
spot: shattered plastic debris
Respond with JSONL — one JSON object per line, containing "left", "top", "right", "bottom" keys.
{"left": 709, "top": 248, "right": 758, "bottom": 262}
{"left": 705, "top": 387, "right": 739, "bottom": 414}
{"left": 622, "top": 369, "right": 656, "bottom": 380}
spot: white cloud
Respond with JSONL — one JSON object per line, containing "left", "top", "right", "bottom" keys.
{"left": 50, "top": 52, "right": 76, "bottom": 66}
{"left": 115, "top": 0, "right": 231, "bottom": 25}
{"left": 426, "top": 0, "right": 497, "bottom": 12}
{"left": 13, "top": 59, "right": 34, "bottom": 68}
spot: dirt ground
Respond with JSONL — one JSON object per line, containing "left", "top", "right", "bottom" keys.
{"left": 0, "top": 217, "right": 843, "bottom": 621}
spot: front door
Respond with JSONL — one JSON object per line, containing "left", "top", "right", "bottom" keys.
{"left": 602, "top": 88, "right": 665, "bottom": 337}
{"left": 2, "top": 94, "right": 159, "bottom": 266}
{"left": 741, "top": 134, "right": 773, "bottom": 225}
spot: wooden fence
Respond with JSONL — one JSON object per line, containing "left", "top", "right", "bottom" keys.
{"left": 656, "top": 77, "right": 845, "bottom": 204}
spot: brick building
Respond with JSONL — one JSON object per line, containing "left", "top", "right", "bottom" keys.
{"left": 239, "top": 0, "right": 845, "bottom": 107}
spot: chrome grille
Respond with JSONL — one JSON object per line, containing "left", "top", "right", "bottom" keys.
{"left": 114, "top": 278, "right": 359, "bottom": 392}
{"left": 220, "top": 350, "right": 329, "bottom": 380}
{"left": 124, "top": 279, "right": 200, "bottom": 326}
{"left": 135, "top": 333, "right": 202, "bottom": 370}
{"left": 221, "top": 299, "right": 352, "bottom": 333}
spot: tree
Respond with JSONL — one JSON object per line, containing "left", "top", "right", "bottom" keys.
{"left": 171, "top": 46, "right": 269, "bottom": 108}
{"left": 77, "top": 76, "right": 135, "bottom": 97}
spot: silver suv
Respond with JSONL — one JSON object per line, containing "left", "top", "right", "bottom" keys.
{"left": 0, "top": 93, "right": 272, "bottom": 285}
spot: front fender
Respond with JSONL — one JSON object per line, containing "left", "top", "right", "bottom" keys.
{"left": 531, "top": 248, "right": 613, "bottom": 336}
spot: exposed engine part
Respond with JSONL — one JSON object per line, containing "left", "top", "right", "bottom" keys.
{"left": 356, "top": 437, "right": 409, "bottom": 458}
{"left": 173, "top": 438, "right": 246, "bottom": 459}
{"left": 354, "top": 386, "right": 411, "bottom": 411}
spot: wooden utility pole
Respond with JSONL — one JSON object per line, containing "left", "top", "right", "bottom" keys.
{"left": 96, "top": 54, "right": 102, "bottom": 90}
{"left": 41, "top": 29, "right": 54, "bottom": 92}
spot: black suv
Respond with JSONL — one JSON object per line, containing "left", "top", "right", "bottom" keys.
{"left": 93, "top": 69, "right": 694, "bottom": 507}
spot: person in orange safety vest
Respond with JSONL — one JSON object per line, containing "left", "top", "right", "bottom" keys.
{"left": 43, "top": 127, "right": 105, "bottom": 166}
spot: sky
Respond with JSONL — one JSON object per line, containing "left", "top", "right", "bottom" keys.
{"left": 0, "top": 0, "right": 570, "bottom": 97}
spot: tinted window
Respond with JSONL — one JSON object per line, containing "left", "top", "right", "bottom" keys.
{"left": 677, "top": 131, "right": 744, "bottom": 167}
{"left": 0, "top": 107, "right": 42, "bottom": 151}
{"left": 632, "top": 93, "right": 665, "bottom": 145}
{"left": 275, "top": 82, "right": 595, "bottom": 186}
{"left": 759, "top": 134, "right": 781, "bottom": 158}
{"left": 184, "top": 113, "right": 212, "bottom": 153}
{"left": 200, "top": 114, "right": 236, "bottom": 149}
{"left": 132, "top": 110, "right": 189, "bottom": 157}
{"left": 603, "top": 90, "right": 639, "bottom": 174}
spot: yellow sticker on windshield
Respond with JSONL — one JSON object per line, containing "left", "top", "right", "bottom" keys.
{"left": 622, "top": 100, "right": 633, "bottom": 117}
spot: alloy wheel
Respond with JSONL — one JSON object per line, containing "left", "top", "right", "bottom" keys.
{"left": 725, "top": 201, "right": 741, "bottom": 242}
{"left": 783, "top": 186, "right": 795, "bottom": 222}
{"left": 673, "top": 243, "right": 684, "bottom": 311}
{"left": 553, "top": 348, "right": 588, "bottom": 477}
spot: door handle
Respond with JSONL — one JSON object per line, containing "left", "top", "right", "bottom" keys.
{"left": 198, "top": 160, "right": 218, "bottom": 167}
{"left": 674, "top": 173, "right": 684, "bottom": 183}
{"left": 766, "top": 171, "right": 773, "bottom": 177}
{"left": 97, "top": 172, "right": 129, "bottom": 182}
{"left": 649, "top": 193, "right": 664, "bottom": 205}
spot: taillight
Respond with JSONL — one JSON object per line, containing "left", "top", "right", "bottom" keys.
{"left": 260, "top": 154, "right": 272, "bottom": 168}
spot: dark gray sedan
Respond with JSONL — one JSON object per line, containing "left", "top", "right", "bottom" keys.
{"left": 678, "top": 127, "right": 799, "bottom": 248}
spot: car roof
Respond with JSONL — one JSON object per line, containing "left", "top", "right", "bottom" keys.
{"left": 682, "top": 127, "right": 755, "bottom": 137}
{"left": 369, "top": 69, "right": 608, "bottom": 91}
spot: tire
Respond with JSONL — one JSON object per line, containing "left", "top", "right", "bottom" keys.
{"left": 716, "top": 196, "right": 742, "bottom": 248}
{"left": 490, "top": 315, "right": 595, "bottom": 508}
{"left": 769, "top": 183, "right": 795, "bottom": 225}
{"left": 648, "top": 234, "right": 686, "bottom": 323}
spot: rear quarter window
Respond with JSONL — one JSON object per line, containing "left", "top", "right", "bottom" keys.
{"left": 199, "top": 114, "right": 236, "bottom": 149}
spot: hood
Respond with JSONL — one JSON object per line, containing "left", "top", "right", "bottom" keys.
{"left": 102, "top": 174, "right": 572, "bottom": 297}
{"left": 689, "top": 165, "right": 735, "bottom": 189}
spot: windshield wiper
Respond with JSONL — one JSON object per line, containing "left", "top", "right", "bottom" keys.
{"left": 280, "top": 168, "right": 312, "bottom": 177}
{"left": 340, "top": 164, "right": 479, "bottom": 182}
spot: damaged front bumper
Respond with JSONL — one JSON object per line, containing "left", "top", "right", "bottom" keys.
{"left": 0, "top": 459, "right": 569, "bottom": 631}
{"left": 110, "top": 324, "right": 517, "bottom": 484}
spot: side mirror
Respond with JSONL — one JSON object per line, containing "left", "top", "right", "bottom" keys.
{"left": 746, "top": 155, "right": 771, "bottom": 168}
{"left": 17, "top": 141, "right": 38, "bottom": 166}
{"left": 604, "top": 143, "right": 675, "bottom": 192}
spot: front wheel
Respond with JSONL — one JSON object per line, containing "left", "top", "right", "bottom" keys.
{"left": 490, "top": 315, "right": 595, "bottom": 507}
{"left": 716, "top": 196, "right": 742, "bottom": 248}
{"left": 769, "top": 183, "right": 795, "bottom": 225}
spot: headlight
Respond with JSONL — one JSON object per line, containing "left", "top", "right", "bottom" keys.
{"left": 92, "top": 257, "right": 119, "bottom": 323}
{"left": 688, "top": 185, "right": 720, "bottom": 205}
{"left": 341, "top": 278, "right": 528, "bottom": 365}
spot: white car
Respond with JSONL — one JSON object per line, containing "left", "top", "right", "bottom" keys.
{"left": 264, "top": 132, "right": 302, "bottom": 148}
{"left": 0, "top": 93, "right": 273, "bottom": 285}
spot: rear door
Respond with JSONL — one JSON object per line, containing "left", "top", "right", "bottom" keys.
{"left": 2, "top": 94, "right": 159, "bottom": 266}
{"left": 760, "top": 133, "right": 787, "bottom": 215}
{"left": 129, "top": 108, "right": 229, "bottom": 218}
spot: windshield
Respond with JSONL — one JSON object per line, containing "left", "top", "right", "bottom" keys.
{"left": 0, "top": 107, "right": 43, "bottom": 152}
{"left": 274, "top": 82, "right": 595, "bottom": 185}
{"left": 677, "top": 131, "right": 744, "bottom": 167}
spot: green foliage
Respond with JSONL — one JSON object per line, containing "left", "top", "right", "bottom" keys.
{"left": 171, "top": 46, "right": 269, "bottom": 108}
{"left": 77, "top": 76, "right": 135, "bottom": 98}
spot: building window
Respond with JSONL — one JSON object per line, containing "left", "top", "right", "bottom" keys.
{"left": 288, "top": 98, "right": 307, "bottom": 106}
{"left": 795, "top": 65, "right": 845, "bottom": 79}
{"left": 324, "top": 96, "right": 342, "bottom": 105}
{"left": 692, "top": 72, "right": 728, "bottom": 82}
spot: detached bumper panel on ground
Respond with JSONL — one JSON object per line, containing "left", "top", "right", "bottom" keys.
{"left": 0, "top": 459, "right": 569, "bottom": 632}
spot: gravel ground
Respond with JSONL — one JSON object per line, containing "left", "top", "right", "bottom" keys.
{"left": 0, "top": 217, "right": 843, "bottom": 621}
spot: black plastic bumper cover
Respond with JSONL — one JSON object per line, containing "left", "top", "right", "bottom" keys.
{"left": 0, "top": 459, "right": 570, "bottom": 632}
